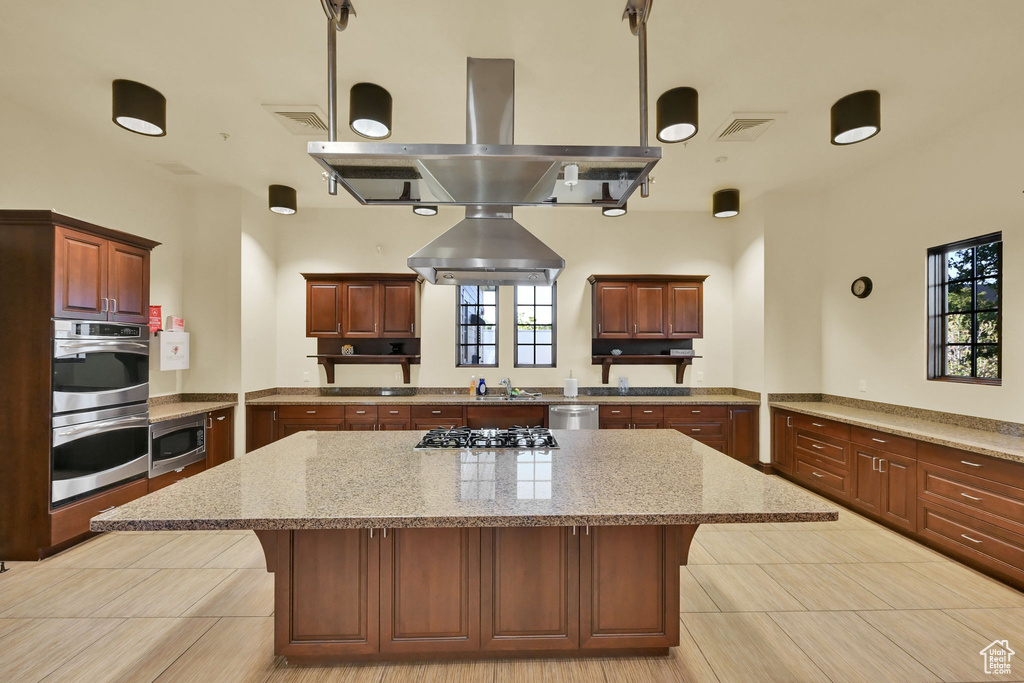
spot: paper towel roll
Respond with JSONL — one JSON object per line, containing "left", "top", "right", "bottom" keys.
{"left": 563, "top": 378, "right": 578, "bottom": 398}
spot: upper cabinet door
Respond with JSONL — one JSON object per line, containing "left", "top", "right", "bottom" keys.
{"left": 54, "top": 226, "right": 108, "bottom": 320}
{"left": 380, "top": 281, "right": 416, "bottom": 338}
{"left": 594, "top": 283, "right": 631, "bottom": 338}
{"left": 633, "top": 284, "right": 667, "bottom": 338}
{"left": 668, "top": 283, "right": 702, "bottom": 338}
{"left": 342, "top": 282, "right": 379, "bottom": 337}
{"left": 107, "top": 242, "right": 150, "bottom": 323}
{"left": 306, "top": 281, "right": 343, "bottom": 337}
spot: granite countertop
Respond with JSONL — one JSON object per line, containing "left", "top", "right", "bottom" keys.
{"left": 92, "top": 430, "right": 836, "bottom": 532}
{"left": 771, "top": 401, "right": 1024, "bottom": 465}
{"left": 149, "top": 401, "right": 237, "bottom": 423}
{"left": 246, "top": 393, "right": 760, "bottom": 407}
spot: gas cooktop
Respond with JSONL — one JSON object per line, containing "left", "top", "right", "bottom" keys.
{"left": 414, "top": 427, "right": 559, "bottom": 450}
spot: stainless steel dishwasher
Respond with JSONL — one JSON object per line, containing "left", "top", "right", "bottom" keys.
{"left": 548, "top": 404, "right": 599, "bottom": 430}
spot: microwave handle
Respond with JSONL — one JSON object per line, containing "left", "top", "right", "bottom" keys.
{"left": 54, "top": 414, "right": 149, "bottom": 442}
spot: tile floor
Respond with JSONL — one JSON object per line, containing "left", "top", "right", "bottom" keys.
{"left": 2, "top": 481, "right": 1024, "bottom": 682}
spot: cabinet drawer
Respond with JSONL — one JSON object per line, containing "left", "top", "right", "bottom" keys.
{"left": 849, "top": 425, "right": 917, "bottom": 457}
{"left": 377, "top": 405, "right": 411, "bottom": 419}
{"left": 50, "top": 477, "right": 148, "bottom": 545}
{"left": 411, "top": 419, "right": 465, "bottom": 431}
{"left": 794, "top": 431, "right": 850, "bottom": 469}
{"left": 918, "top": 442, "right": 1021, "bottom": 485}
{"left": 278, "top": 405, "right": 346, "bottom": 419}
{"left": 663, "top": 405, "right": 727, "bottom": 420}
{"left": 792, "top": 414, "right": 850, "bottom": 440}
{"left": 668, "top": 421, "right": 725, "bottom": 437}
{"left": 631, "top": 405, "right": 663, "bottom": 419}
{"left": 148, "top": 459, "right": 207, "bottom": 494}
{"left": 411, "top": 405, "right": 464, "bottom": 419}
{"left": 918, "top": 501, "right": 1024, "bottom": 580}
{"left": 693, "top": 437, "right": 728, "bottom": 454}
{"left": 599, "top": 405, "right": 630, "bottom": 418}
{"left": 919, "top": 462, "right": 1024, "bottom": 531}
{"left": 794, "top": 456, "right": 850, "bottom": 498}
{"left": 345, "top": 405, "right": 379, "bottom": 420}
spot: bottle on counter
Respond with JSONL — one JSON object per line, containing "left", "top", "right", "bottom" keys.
{"left": 478, "top": 377, "right": 487, "bottom": 395}
{"left": 469, "top": 375, "right": 477, "bottom": 396}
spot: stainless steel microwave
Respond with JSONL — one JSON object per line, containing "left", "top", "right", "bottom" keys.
{"left": 150, "top": 414, "right": 206, "bottom": 478}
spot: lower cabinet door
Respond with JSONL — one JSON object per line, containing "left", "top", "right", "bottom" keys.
{"left": 880, "top": 452, "right": 917, "bottom": 532}
{"left": 279, "top": 529, "right": 380, "bottom": 656}
{"left": 728, "top": 406, "right": 758, "bottom": 465}
{"left": 247, "top": 406, "right": 278, "bottom": 452}
{"left": 380, "top": 527, "right": 480, "bottom": 653}
{"left": 851, "top": 446, "right": 883, "bottom": 516}
{"left": 377, "top": 420, "right": 411, "bottom": 431}
{"left": 580, "top": 525, "right": 678, "bottom": 649}
{"left": 481, "top": 527, "right": 579, "bottom": 651}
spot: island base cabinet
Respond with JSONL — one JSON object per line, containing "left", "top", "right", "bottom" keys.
{"left": 263, "top": 525, "right": 692, "bottom": 663}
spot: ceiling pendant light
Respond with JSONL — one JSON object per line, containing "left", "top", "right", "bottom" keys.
{"left": 712, "top": 189, "right": 739, "bottom": 218}
{"left": 603, "top": 203, "right": 627, "bottom": 217}
{"left": 656, "top": 87, "right": 698, "bottom": 143}
{"left": 831, "top": 90, "right": 880, "bottom": 145}
{"left": 268, "top": 185, "right": 297, "bottom": 215}
{"left": 350, "top": 82, "right": 392, "bottom": 139}
{"left": 412, "top": 205, "right": 437, "bottom": 216}
{"left": 111, "top": 79, "right": 166, "bottom": 136}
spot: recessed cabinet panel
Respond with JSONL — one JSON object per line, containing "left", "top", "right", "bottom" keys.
{"left": 668, "top": 284, "right": 701, "bottom": 338}
{"left": 307, "top": 282, "right": 342, "bottom": 337}
{"left": 107, "top": 242, "right": 149, "bottom": 323}
{"left": 343, "top": 283, "right": 379, "bottom": 337}
{"left": 380, "top": 281, "right": 416, "bottom": 337}
{"left": 55, "top": 226, "right": 107, "bottom": 320}
{"left": 595, "top": 283, "right": 632, "bottom": 338}
{"left": 633, "top": 284, "right": 666, "bottom": 337}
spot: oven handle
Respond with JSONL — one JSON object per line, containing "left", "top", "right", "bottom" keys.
{"left": 55, "top": 340, "right": 150, "bottom": 356}
{"left": 53, "top": 415, "right": 150, "bottom": 444}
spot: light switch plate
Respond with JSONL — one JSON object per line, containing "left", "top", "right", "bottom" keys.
{"left": 697, "top": 371, "right": 704, "bottom": 382}
{"left": 859, "top": 379, "right": 867, "bottom": 392}
{"left": 303, "top": 372, "right": 310, "bottom": 383}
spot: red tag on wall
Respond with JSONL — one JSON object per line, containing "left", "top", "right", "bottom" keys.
{"left": 148, "top": 305, "right": 162, "bottom": 333}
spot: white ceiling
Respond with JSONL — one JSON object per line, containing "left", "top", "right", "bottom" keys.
{"left": 3, "top": 0, "right": 1022, "bottom": 212}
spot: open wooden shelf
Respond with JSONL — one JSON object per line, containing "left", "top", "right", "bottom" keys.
{"left": 309, "top": 354, "right": 421, "bottom": 384}
{"left": 591, "top": 355, "right": 701, "bottom": 384}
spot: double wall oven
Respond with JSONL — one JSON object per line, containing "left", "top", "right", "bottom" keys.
{"left": 51, "top": 320, "right": 151, "bottom": 507}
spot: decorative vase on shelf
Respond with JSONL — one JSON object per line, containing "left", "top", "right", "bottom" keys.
{"left": 341, "top": 345, "right": 355, "bottom": 356}
{"left": 611, "top": 349, "right": 622, "bottom": 356}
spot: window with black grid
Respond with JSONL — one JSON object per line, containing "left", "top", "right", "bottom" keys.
{"left": 457, "top": 285, "right": 497, "bottom": 367}
{"left": 927, "top": 233, "right": 1001, "bottom": 383}
{"left": 515, "top": 284, "right": 556, "bottom": 368}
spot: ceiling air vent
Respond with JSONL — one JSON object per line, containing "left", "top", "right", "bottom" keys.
{"left": 263, "top": 104, "right": 329, "bottom": 135}
{"left": 711, "top": 113, "right": 782, "bottom": 142}
{"left": 152, "top": 161, "right": 200, "bottom": 176}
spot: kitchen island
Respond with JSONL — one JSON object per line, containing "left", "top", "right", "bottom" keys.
{"left": 92, "top": 430, "right": 835, "bottom": 663}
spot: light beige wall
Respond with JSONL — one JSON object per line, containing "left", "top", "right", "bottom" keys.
{"left": 274, "top": 207, "right": 736, "bottom": 389}
{"left": 241, "top": 194, "right": 278, "bottom": 393}
{"left": 0, "top": 97, "right": 188, "bottom": 397}
{"left": 817, "top": 92, "right": 1023, "bottom": 421}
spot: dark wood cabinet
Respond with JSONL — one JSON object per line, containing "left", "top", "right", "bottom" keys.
{"left": 278, "top": 418, "right": 344, "bottom": 438}
{"left": 1, "top": 211, "right": 158, "bottom": 560}
{"left": 771, "top": 410, "right": 794, "bottom": 474}
{"left": 580, "top": 525, "right": 677, "bottom": 649}
{"left": 590, "top": 275, "right": 706, "bottom": 341}
{"left": 303, "top": 274, "right": 420, "bottom": 340}
{"left": 148, "top": 459, "right": 206, "bottom": 493}
{"left": 380, "top": 528, "right": 480, "bottom": 653}
{"left": 247, "top": 406, "right": 280, "bottom": 452}
{"left": 54, "top": 225, "right": 151, "bottom": 323}
{"left": 466, "top": 405, "right": 547, "bottom": 429}
{"left": 728, "top": 406, "right": 759, "bottom": 466}
{"left": 305, "top": 281, "right": 342, "bottom": 337}
{"left": 205, "top": 407, "right": 234, "bottom": 468}
{"left": 481, "top": 526, "right": 579, "bottom": 651}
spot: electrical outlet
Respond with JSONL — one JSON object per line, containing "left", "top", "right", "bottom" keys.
{"left": 859, "top": 379, "right": 867, "bottom": 392}
{"left": 303, "top": 372, "right": 310, "bottom": 383}
{"left": 395, "top": 371, "right": 402, "bottom": 381}
{"left": 697, "top": 371, "right": 704, "bottom": 382}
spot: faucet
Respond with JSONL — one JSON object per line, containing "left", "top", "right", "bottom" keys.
{"left": 499, "top": 378, "right": 513, "bottom": 398}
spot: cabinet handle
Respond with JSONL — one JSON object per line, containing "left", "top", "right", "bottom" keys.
{"left": 871, "top": 456, "right": 877, "bottom": 471}
{"left": 960, "top": 492, "right": 982, "bottom": 501}
{"left": 811, "top": 422, "right": 824, "bottom": 427}
{"left": 355, "top": 410, "right": 366, "bottom": 414}
{"left": 411, "top": 323, "right": 414, "bottom": 333}
{"left": 669, "top": 324, "right": 673, "bottom": 334}
{"left": 306, "top": 410, "right": 316, "bottom": 414}
{"left": 383, "top": 528, "right": 387, "bottom": 538}
{"left": 97, "top": 505, "right": 115, "bottom": 514}
{"left": 572, "top": 526, "right": 576, "bottom": 535}
{"left": 216, "top": 416, "right": 225, "bottom": 421}
{"left": 101, "top": 298, "right": 109, "bottom": 313}
{"left": 207, "top": 417, "right": 213, "bottom": 429}
{"left": 811, "top": 444, "right": 825, "bottom": 450}
{"left": 871, "top": 438, "right": 887, "bottom": 443}
{"left": 691, "top": 410, "right": 701, "bottom": 414}
{"left": 961, "top": 534, "right": 983, "bottom": 544}
{"left": 691, "top": 428, "right": 701, "bottom": 432}
{"left": 878, "top": 459, "right": 886, "bottom": 473}
{"left": 611, "top": 410, "right": 621, "bottom": 414}
{"left": 961, "top": 460, "right": 983, "bottom": 468}
{"left": 634, "top": 324, "right": 637, "bottom": 334}
{"left": 375, "top": 323, "right": 377, "bottom": 332}
{"left": 431, "top": 410, "right": 441, "bottom": 414}
{"left": 643, "top": 410, "right": 653, "bottom": 413}
{"left": 729, "top": 410, "right": 733, "bottom": 419}
{"left": 585, "top": 525, "right": 590, "bottom": 535}
{"left": 111, "top": 298, "right": 117, "bottom": 313}
{"left": 272, "top": 410, "right": 277, "bottom": 420}
{"left": 369, "top": 529, "right": 373, "bottom": 538}
{"left": 812, "top": 472, "right": 824, "bottom": 478}
{"left": 598, "top": 323, "right": 601, "bottom": 333}
{"left": 389, "top": 410, "right": 399, "bottom": 414}
{"left": 786, "top": 416, "right": 792, "bottom": 427}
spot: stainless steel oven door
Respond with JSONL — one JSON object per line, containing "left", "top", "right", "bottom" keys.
{"left": 149, "top": 415, "right": 206, "bottom": 478}
{"left": 51, "top": 404, "right": 150, "bottom": 507}
{"left": 52, "top": 338, "right": 150, "bottom": 413}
